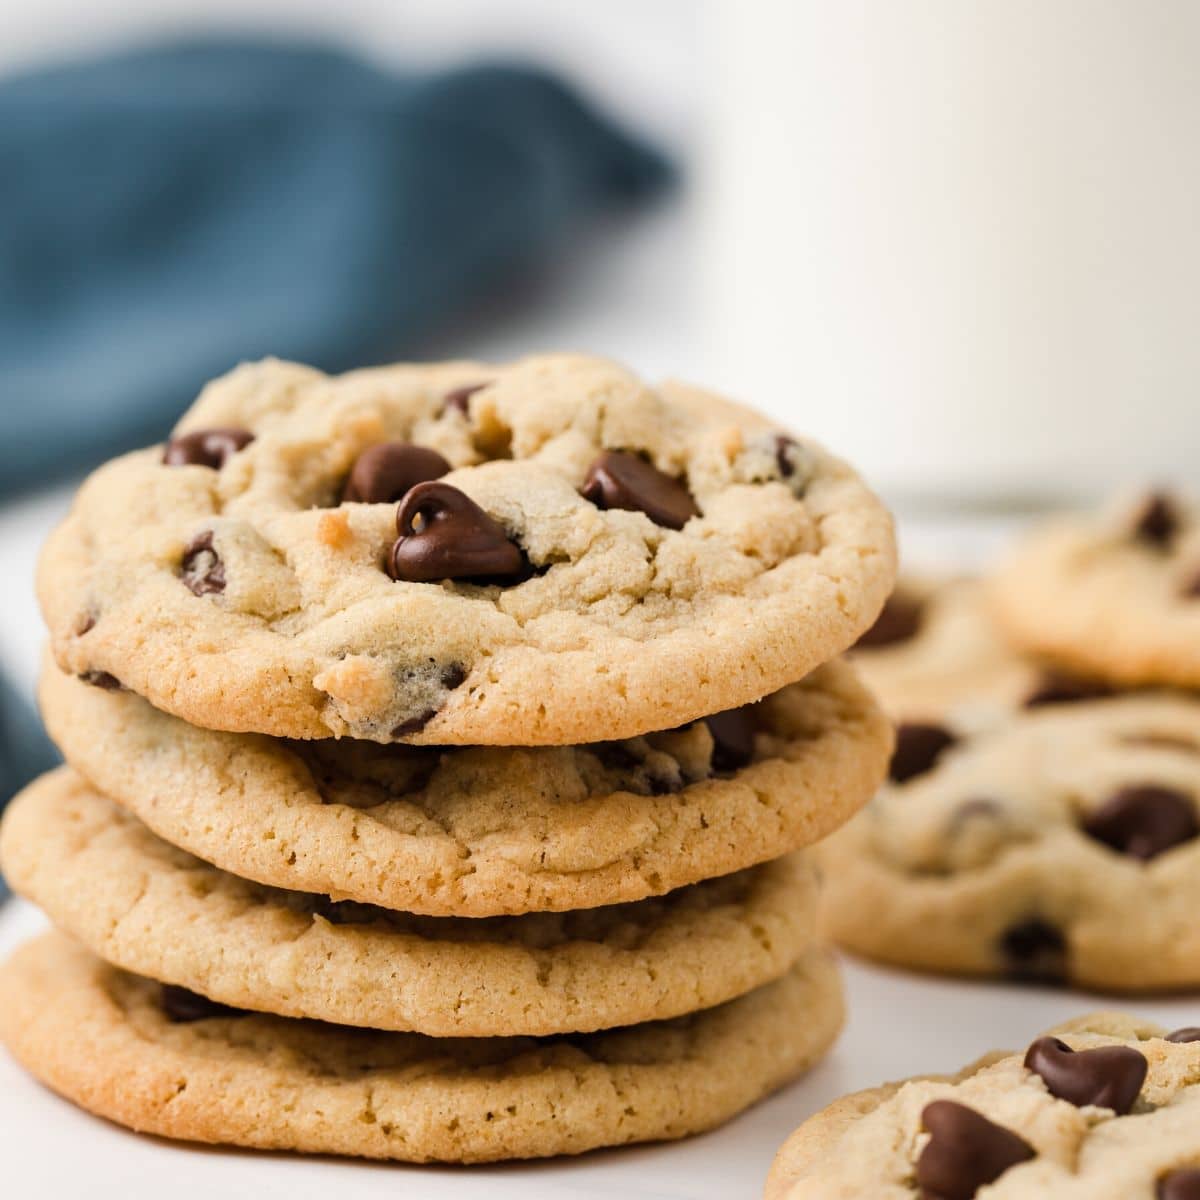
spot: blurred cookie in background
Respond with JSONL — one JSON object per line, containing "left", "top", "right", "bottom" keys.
{"left": 992, "top": 489, "right": 1200, "bottom": 691}
{"left": 821, "top": 692, "right": 1200, "bottom": 992}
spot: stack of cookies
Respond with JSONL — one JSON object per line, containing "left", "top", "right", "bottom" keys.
{"left": 825, "top": 490, "right": 1200, "bottom": 993}
{"left": 0, "top": 355, "right": 896, "bottom": 1163}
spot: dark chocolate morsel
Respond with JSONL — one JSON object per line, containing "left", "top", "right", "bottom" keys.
{"left": 443, "top": 381, "right": 488, "bottom": 416}
{"left": 1158, "top": 1170, "right": 1200, "bottom": 1200}
{"left": 774, "top": 434, "right": 800, "bottom": 478}
{"left": 161, "top": 984, "right": 247, "bottom": 1023}
{"left": 704, "top": 706, "right": 757, "bottom": 772}
{"left": 163, "top": 428, "right": 254, "bottom": 469}
{"left": 1131, "top": 491, "right": 1180, "bottom": 547}
{"left": 78, "top": 670, "right": 121, "bottom": 690}
{"left": 1023, "top": 1036, "right": 1146, "bottom": 1114}
{"left": 889, "top": 722, "right": 956, "bottom": 784}
{"left": 342, "top": 443, "right": 450, "bottom": 504}
{"left": 441, "top": 663, "right": 467, "bottom": 690}
{"left": 1000, "top": 919, "right": 1067, "bottom": 984}
{"left": 1081, "top": 784, "right": 1198, "bottom": 861}
{"left": 580, "top": 450, "right": 699, "bottom": 530}
{"left": 391, "top": 710, "right": 437, "bottom": 738}
{"left": 856, "top": 590, "right": 925, "bottom": 649}
{"left": 1024, "top": 670, "right": 1114, "bottom": 709}
{"left": 389, "top": 482, "right": 525, "bottom": 584}
{"left": 181, "top": 531, "right": 226, "bottom": 596}
{"left": 916, "top": 1100, "right": 1035, "bottom": 1200}
{"left": 1166, "top": 1027, "right": 1200, "bottom": 1043}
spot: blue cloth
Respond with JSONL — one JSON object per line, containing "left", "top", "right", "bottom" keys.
{"left": 0, "top": 39, "right": 672, "bottom": 833}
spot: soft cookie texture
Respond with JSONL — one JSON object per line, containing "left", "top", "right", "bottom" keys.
{"left": 0, "top": 769, "right": 819, "bottom": 1037}
{"left": 39, "top": 354, "right": 896, "bottom": 743}
{"left": 40, "top": 657, "right": 891, "bottom": 916}
{"left": 767, "top": 1011, "right": 1200, "bottom": 1199}
{"left": 993, "top": 491, "right": 1200, "bottom": 690}
{"left": 0, "top": 933, "right": 843, "bottom": 1164}
{"left": 821, "top": 694, "right": 1200, "bottom": 990}
{"left": 851, "top": 577, "right": 1037, "bottom": 725}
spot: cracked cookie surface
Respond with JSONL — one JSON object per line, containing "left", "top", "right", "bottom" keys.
{"left": 767, "top": 1011, "right": 1200, "bottom": 1199}
{"left": 39, "top": 354, "right": 895, "bottom": 743}
{"left": 0, "top": 932, "right": 843, "bottom": 1163}
{"left": 821, "top": 694, "right": 1200, "bottom": 990}
{"left": 992, "top": 491, "right": 1200, "bottom": 690}
{"left": 1, "top": 769, "right": 819, "bottom": 1037}
{"left": 40, "top": 657, "right": 890, "bottom": 916}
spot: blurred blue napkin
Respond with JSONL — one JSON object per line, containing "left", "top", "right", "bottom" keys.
{"left": 0, "top": 38, "right": 672, "bottom": 839}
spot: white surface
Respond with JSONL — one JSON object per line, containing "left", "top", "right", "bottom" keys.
{"left": 703, "top": 0, "right": 1200, "bottom": 502}
{"left": 3, "top": 899, "right": 1200, "bottom": 1199}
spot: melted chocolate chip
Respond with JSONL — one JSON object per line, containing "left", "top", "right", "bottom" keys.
{"left": 443, "top": 381, "right": 488, "bottom": 416}
{"left": 889, "top": 723, "right": 956, "bottom": 783}
{"left": 78, "top": 670, "right": 121, "bottom": 690}
{"left": 1024, "top": 670, "right": 1115, "bottom": 709}
{"left": 856, "top": 590, "right": 925, "bottom": 649}
{"left": 181, "top": 531, "right": 225, "bottom": 596}
{"left": 441, "top": 663, "right": 467, "bottom": 690}
{"left": 163, "top": 428, "right": 254, "bottom": 469}
{"left": 1081, "top": 784, "right": 1198, "bottom": 861}
{"left": 1166, "top": 1027, "right": 1200, "bottom": 1043}
{"left": 388, "top": 482, "right": 525, "bottom": 584}
{"left": 1000, "top": 919, "right": 1067, "bottom": 985}
{"left": 704, "top": 706, "right": 757, "bottom": 772}
{"left": 916, "top": 1100, "right": 1035, "bottom": 1200}
{"left": 342, "top": 443, "right": 449, "bottom": 504}
{"left": 161, "top": 984, "right": 247, "bottom": 1023}
{"left": 581, "top": 450, "right": 699, "bottom": 530}
{"left": 390, "top": 710, "right": 437, "bottom": 738}
{"left": 774, "top": 435, "right": 800, "bottom": 478}
{"left": 1132, "top": 491, "right": 1180, "bottom": 547}
{"left": 1159, "top": 1170, "right": 1200, "bottom": 1200}
{"left": 1024, "top": 1036, "right": 1146, "bottom": 1114}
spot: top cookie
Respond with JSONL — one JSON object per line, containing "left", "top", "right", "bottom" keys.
{"left": 992, "top": 490, "right": 1200, "bottom": 690}
{"left": 39, "top": 355, "right": 895, "bottom": 743}
{"left": 767, "top": 1011, "right": 1200, "bottom": 1199}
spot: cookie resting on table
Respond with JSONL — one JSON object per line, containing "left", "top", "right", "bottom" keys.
{"left": 1, "top": 768, "right": 820, "bottom": 1038}
{"left": 821, "top": 693, "right": 1200, "bottom": 991}
{"left": 40, "top": 657, "right": 891, "bottom": 916}
{"left": 992, "top": 490, "right": 1200, "bottom": 691}
{"left": 39, "top": 354, "right": 896, "bottom": 744}
{"left": 767, "top": 1011, "right": 1200, "bottom": 1199}
{"left": 0, "top": 933, "right": 843, "bottom": 1164}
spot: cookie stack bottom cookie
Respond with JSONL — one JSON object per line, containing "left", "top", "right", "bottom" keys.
{"left": 0, "top": 659, "right": 892, "bottom": 1162}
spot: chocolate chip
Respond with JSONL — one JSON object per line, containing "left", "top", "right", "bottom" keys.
{"left": 1159, "top": 1170, "right": 1200, "bottom": 1200}
{"left": 856, "top": 590, "right": 925, "bottom": 649}
{"left": 1081, "top": 784, "right": 1198, "bottom": 860}
{"left": 1132, "top": 491, "right": 1180, "bottom": 547}
{"left": 181, "top": 531, "right": 225, "bottom": 596}
{"left": 388, "top": 482, "right": 525, "bottom": 584}
{"left": 581, "top": 450, "right": 699, "bottom": 530}
{"left": 704, "top": 706, "right": 757, "bottom": 772}
{"left": 1166, "top": 1027, "right": 1200, "bottom": 1043}
{"left": 390, "top": 710, "right": 437, "bottom": 738}
{"left": 774, "top": 435, "right": 800, "bottom": 478}
{"left": 441, "top": 663, "right": 467, "bottom": 690}
{"left": 1000, "top": 919, "right": 1067, "bottom": 985}
{"left": 916, "top": 1100, "right": 1034, "bottom": 1200}
{"left": 342, "top": 443, "right": 449, "bottom": 504}
{"left": 161, "top": 984, "right": 247, "bottom": 1023}
{"left": 443, "top": 381, "right": 488, "bottom": 416}
{"left": 1024, "top": 670, "right": 1114, "bottom": 709}
{"left": 1023, "top": 1036, "right": 1146, "bottom": 1114}
{"left": 163, "top": 428, "right": 254, "bottom": 469}
{"left": 78, "top": 670, "right": 121, "bottom": 690}
{"left": 889, "top": 723, "right": 956, "bottom": 783}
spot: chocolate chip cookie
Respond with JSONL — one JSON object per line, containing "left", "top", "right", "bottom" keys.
{"left": 992, "top": 490, "right": 1200, "bottom": 690}
{"left": 768, "top": 1011, "right": 1200, "bottom": 1199}
{"left": 39, "top": 355, "right": 895, "bottom": 743}
{"left": 821, "top": 694, "right": 1200, "bottom": 990}
{"left": 40, "top": 656, "right": 891, "bottom": 916}
{"left": 1, "top": 769, "right": 820, "bottom": 1037}
{"left": 0, "top": 932, "right": 843, "bottom": 1163}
